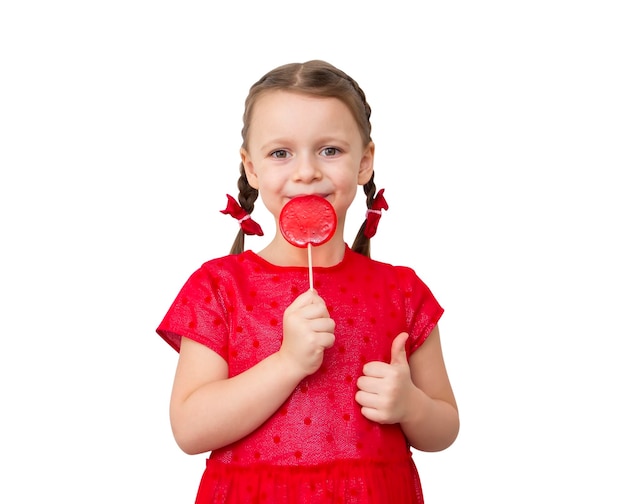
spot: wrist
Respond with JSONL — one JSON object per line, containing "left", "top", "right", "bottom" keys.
{"left": 274, "top": 350, "right": 309, "bottom": 384}
{"left": 401, "top": 384, "right": 431, "bottom": 427}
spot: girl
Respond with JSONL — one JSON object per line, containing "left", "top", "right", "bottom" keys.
{"left": 157, "top": 60, "right": 459, "bottom": 503}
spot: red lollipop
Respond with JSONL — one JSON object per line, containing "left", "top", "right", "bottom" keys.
{"left": 279, "top": 195, "right": 337, "bottom": 289}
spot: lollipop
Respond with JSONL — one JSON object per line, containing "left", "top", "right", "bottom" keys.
{"left": 279, "top": 195, "right": 337, "bottom": 290}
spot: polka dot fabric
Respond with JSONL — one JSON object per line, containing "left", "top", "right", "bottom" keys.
{"left": 157, "top": 245, "right": 443, "bottom": 503}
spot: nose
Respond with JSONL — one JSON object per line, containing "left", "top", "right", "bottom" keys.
{"left": 293, "top": 154, "right": 322, "bottom": 182}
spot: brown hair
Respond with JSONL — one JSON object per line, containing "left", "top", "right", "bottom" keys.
{"left": 229, "top": 60, "right": 378, "bottom": 257}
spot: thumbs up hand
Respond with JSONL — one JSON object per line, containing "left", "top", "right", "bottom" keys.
{"left": 356, "top": 332, "right": 415, "bottom": 424}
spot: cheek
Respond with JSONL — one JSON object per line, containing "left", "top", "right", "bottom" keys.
{"left": 256, "top": 180, "right": 285, "bottom": 216}
{"left": 337, "top": 172, "right": 361, "bottom": 196}
{"left": 335, "top": 184, "right": 359, "bottom": 214}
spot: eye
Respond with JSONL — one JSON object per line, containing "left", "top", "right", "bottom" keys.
{"left": 270, "top": 149, "right": 289, "bottom": 159}
{"left": 321, "top": 147, "right": 340, "bottom": 157}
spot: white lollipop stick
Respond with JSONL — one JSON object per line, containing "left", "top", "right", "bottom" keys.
{"left": 308, "top": 243, "right": 313, "bottom": 290}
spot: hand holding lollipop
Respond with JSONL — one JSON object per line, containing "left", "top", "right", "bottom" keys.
{"left": 279, "top": 195, "right": 337, "bottom": 290}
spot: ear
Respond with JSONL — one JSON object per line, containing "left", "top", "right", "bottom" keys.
{"left": 357, "top": 141, "right": 375, "bottom": 185}
{"left": 240, "top": 148, "right": 259, "bottom": 190}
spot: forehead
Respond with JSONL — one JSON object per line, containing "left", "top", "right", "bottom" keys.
{"left": 248, "top": 90, "right": 360, "bottom": 138}
{"left": 252, "top": 90, "right": 352, "bottom": 118}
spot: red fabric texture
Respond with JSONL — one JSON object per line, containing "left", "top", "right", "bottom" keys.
{"left": 196, "top": 458, "right": 423, "bottom": 503}
{"left": 157, "top": 245, "right": 443, "bottom": 503}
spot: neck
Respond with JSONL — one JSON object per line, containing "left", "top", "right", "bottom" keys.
{"left": 258, "top": 234, "right": 346, "bottom": 267}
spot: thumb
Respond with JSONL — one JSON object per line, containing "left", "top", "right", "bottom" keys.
{"left": 390, "top": 332, "right": 409, "bottom": 365}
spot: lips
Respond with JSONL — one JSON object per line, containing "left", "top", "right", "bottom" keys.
{"left": 287, "top": 193, "right": 330, "bottom": 200}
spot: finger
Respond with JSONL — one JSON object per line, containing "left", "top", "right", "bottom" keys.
{"left": 359, "top": 406, "right": 388, "bottom": 424}
{"left": 362, "top": 361, "right": 390, "bottom": 378}
{"left": 290, "top": 289, "right": 322, "bottom": 309}
{"left": 355, "top": 389, "right": 378, "bottom": 408}
{"left": 310, "top": 317, "right": 335, "bottom": 333}
{"left": 298, "top": 303, "right": 330, "bottom": 320}
{"left": 356, "top": 375, "right": 380, "bottom": 394}
{"left": 317, "top": 332, "right": 335, "bottom": 349}
{"left": 390, "top": 332, "right": 409, "bottom": 365}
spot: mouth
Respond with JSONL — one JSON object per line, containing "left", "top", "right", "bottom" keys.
{"left": 287, "top": 193, "right": 330, "bottom": 200}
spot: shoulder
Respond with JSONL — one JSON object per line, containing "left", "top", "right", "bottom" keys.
{"left": 173, "top": 252, "right": 255, "bottom": 298}
{"left": 345, "top": 248, "right": 420, "bottom": 278}
{"left": 346, "top": 248, "right": 434, "bottom": 294}
{"left": 194, "top": 251, "right": 258, "bottom": 278}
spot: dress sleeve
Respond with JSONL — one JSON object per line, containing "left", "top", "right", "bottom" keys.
{"left": 397, "top": 266, "right": 444, "bottom": 355}
{"left": 156, "top": 265, "right": 230, "bottom": 359}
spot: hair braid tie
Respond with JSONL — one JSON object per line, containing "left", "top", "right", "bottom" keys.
{"left": 364, "top": 189, "right": 388, "bottom": 238}
{"left": 221, "top": 194, "right": 264, "bottom": 236}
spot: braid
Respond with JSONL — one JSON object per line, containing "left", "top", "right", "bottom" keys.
{"left": 228, "top": 163, "right": 259, "bottom": 255}
{"left": 324, "top": 67, "right": 372, "bottom": 142}
{"left": 344, "top": 74, "right": 372, "bottom": 127}
{"left": 351, "top": 172, "right": 377, "bottom": 258}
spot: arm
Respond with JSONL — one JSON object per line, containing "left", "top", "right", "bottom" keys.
{"left": 169, "top": 289, "right": 335, "bottom": 455}
{"left": 355, "top": 325, "right": 459, "bottom": 452}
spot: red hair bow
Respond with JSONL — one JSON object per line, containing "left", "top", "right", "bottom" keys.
{"left": 364, "top": 189, "right": 388, "bottom": 238}
{"left": 221, "top": 194, "right": 264, "bottom": 236}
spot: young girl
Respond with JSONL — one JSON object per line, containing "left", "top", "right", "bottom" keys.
{"left": 157, "top": 60, "right": 459, "bottom": 503}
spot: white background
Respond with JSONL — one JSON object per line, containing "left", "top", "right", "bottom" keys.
{"left": 1, "top": 1, "right": 624, "bottom": 502}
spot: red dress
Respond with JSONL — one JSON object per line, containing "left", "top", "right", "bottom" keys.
{"left": 157, "top": 245, "right": 443, "bottom": 503}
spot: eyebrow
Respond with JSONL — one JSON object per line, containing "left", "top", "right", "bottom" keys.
{"left": 258, "top": 135, "right": 352, "bottom": 152}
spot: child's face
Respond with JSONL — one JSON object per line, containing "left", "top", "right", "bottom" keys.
{"left": 241, "top": 90, "right": 374, "bottom": 231}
